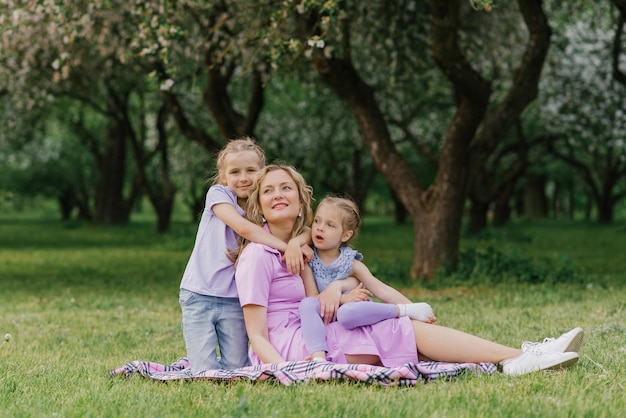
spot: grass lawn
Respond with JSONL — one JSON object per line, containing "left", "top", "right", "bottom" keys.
{"left": 0, "top": 212, "right": 624, "bottom": 417}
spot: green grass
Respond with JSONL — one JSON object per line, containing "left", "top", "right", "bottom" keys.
{"left": 1, "top": 213, "right": 625, "bottom": 417}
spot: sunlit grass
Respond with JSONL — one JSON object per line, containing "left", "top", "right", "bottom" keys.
{"left": 1, "top": 212, "right": 624, "bottom": 417}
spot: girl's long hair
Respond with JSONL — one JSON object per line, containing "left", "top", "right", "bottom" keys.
{"left": 231, "top": 164, "right": 313, "bottom": 262}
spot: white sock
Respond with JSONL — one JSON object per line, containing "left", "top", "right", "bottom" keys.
{"left": 397, "top": 303, "right": 434, "bottom": 322}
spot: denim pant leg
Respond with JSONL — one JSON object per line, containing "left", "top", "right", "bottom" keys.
{"left": 179, "top": 289, "right": 220, "bottom": 374}
{"left": 215, "top": 297, "right": 251, "bottom": 369}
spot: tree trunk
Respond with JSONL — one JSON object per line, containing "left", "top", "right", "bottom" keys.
{"left": 94, "top": 100, "right": 130, "bottom": 225}
{"left": 524, "top": 175, "right": 548, "bottom": 218}
{"left": 315, "top": 55, "right": 485, "bottom": 277}
{"left": 584, "top": 194, "right": 593, "bottom": 220}
{"left": 75, "top": 194, "right": 92, "bottom": 221}
{"left": 391, "top": 190, "right": 408, "bottom": 224}
{"left": 204, "top": 68, "right": 264, "bottom": 139}
{"left": 152, "top": 103, "right": 176, "bottom": 233}
{"left": 466, "top": 0, "right": 550, "bottom": 228}
{"left": 58, "top": 189, "right": 74, "bottom": 221}
{"left": 185, "top": 178, "right": 206, "bottom": 222}
{"left": 493, "top": 193, "right": 512, "bottom": 227}
{"left": 127, "top": 99, "right": 177, "bottom": 233}
{"left": 308, "top": 0, "right": 490, "bottom": 279}
{"left": 305, "top": 0, "right": 548, "bottom": 278}
{"left": 468, "top": 198, "right": 489, "bottom": 235}
{"left": 597, "top": 196, "right": 614, "bottom": 223}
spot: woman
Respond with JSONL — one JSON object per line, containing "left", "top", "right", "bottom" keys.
{"left": 234, "top": 164, "right": 583, "bottom": 376}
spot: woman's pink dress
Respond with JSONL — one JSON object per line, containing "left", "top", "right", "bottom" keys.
{"left": 235, "top": 243, "right": 418, "bottom": 366}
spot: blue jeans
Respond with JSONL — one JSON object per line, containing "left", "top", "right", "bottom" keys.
{"left": 179, "top": 289, "right": 250, "bottom": 374}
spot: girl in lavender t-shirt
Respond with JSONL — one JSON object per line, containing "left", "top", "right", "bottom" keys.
{"left": 179, "top": 138, "right": 311, "bottom": 374}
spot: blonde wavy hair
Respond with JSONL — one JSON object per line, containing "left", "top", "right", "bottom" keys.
{"left": 231, "top": 164, "right": 313, "bottom": 261}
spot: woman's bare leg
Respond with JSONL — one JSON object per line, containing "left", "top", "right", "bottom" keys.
{"left": 412, "top": 320, "right": 521, "bottom": 364}
{"left": 345, "top": 354, "right": 383, "bottom": 366}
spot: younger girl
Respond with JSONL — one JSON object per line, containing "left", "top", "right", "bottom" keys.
{"left": 179, "top": 137, "right": 311, "bottom": 374}
{"left": 299, "top": 196, "right": 437, "bottom": 360}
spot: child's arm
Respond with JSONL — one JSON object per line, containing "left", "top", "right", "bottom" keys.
{"left": 303, "top": 266, "right": 370, "bottom": 322}
{"left": 283, "top": 228, "right": 314, "bottom": 273}
{"left": 350, "top": 260, "right": 412, "bottom": 304}
{"left": 351, "top": 260, "right": 436, "bottom": 323}
{"left": 317, "top": 277, "right": 371, "bottom": 324}
{"left": 301, "top": 265, "right": 319, "bottom": 297}
{"left": 339, "top": 282, "right": 373, "bottom": 304}
{"left": 213, "top": 203, "right": 307, "bottom": 273}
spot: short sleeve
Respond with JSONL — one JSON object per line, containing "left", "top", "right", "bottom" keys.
{"left": 206, "top": 185, "right": 244, "bottom": 217}
{"left": 235, "top": 243, "right": 274, "bottom": 307}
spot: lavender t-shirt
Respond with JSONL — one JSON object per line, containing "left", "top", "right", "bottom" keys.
{"left": 179, "top": 185, "right": 244, "bottom": 298}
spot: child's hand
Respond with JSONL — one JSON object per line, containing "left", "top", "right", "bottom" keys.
{"left": 340, "top": 283, "right": 372, "bottom": 304}
{"left": 283, "top": 240, "right": 305, "bottom": 274}
{"left": 317, "top": 283, "right": 342, "bottom": 324}
{"left": 301, "top": 244, "right": 314, "bottom": 263}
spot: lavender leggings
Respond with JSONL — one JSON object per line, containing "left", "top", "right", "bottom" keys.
{"left": 298, "top": 297, "right": 397, "bottom": 354}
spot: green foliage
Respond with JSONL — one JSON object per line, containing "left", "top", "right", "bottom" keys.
{"left": 470, "top": 0, "right": 496, "bottom": 12}
{"left": 437, "top": 245, "right": 579, "bottom": 285}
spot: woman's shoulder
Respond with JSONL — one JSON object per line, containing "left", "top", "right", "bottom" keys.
{"left": 242, "top": 241, "right": 282, "bottom": 257}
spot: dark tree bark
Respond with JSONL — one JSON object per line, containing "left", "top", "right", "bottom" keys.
{"left": 547, "top": 138, "right": 626, "bottom": 223}
{"left": 204, "top": 67, "right": 264, "bottom": 139}
{"left": 468, "top": 199, "right": 489, "bottom": 233}
{"left": 466, "top": 0, "right": 551, "bottom": 233}
{"left": 523, "top": 174, "right": 548, "bottom": 218}
{"left": 493, "top": 192, "right": 513, "bottom": 226}
{"left": 93, "top": 88, "right": 135, "bottom": 225}
{"left": 152, "top": 103, "right": 176, "bottom": 232}
{"left": 305, "top": 0, "right": 550, "bottom": 278}
{"left": 58, "top": 189, "right": 74, "bottom": 221}
{"left": 185, "top": 178, "right": 206, "bottom": 222}
{"left": 611, "top": 0, "right": 626, "bottom": 85}
{"left": 391, "top": 190, "right": 408, "bottom": 224}
{"left": 127, "top": 99, "right": 177, "bottom": 233}
{"left": 309, "top": 0, "right": 489, "bottom": 279}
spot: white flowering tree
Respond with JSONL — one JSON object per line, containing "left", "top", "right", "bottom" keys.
{"left": 0, "top": 1, "right": 173, "bottom": 227}
{"left": 538, "top": 2, "right": 626, "bottom": 222}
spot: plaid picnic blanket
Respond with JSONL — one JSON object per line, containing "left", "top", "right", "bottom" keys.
{"left": 109, "top": 358, "right": 497, "bottom": 386}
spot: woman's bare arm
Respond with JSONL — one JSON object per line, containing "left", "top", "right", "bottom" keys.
{"left": 242, "top": 304, "right": 285, "bottom": 364}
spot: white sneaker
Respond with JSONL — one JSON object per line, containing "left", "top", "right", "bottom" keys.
{"left": 501, "top": 351, "right": 579, "bottom": 376}
{"left": 521, "top": 327, "right": 584, "bottom": 353}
